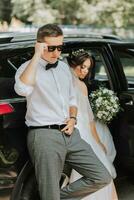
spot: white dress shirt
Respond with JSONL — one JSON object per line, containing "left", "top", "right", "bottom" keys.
{"left": 14, "top": 58, "right": 77, "bottom": 127}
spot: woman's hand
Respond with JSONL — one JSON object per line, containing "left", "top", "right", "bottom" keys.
{"left": 61, "top": 118, "right": 76, "bottom": 135}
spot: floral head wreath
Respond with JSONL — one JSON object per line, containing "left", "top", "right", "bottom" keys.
{"left": 71, "top": 49, "right": 86, "bottom": 57}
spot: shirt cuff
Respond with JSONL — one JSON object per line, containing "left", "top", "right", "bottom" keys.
{"left": 14, "top": 77, "right": 34, "bottom": 97}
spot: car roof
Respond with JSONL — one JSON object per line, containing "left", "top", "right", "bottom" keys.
{"left": 0, "top": 32, "right": 36, "bottom": 43}
{"left": 0, "top": 31, "right": 133, "bottom": 46}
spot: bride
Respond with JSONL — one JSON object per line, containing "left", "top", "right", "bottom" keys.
{"left": 66, "top": 49, "right": 118, "bottom": 200}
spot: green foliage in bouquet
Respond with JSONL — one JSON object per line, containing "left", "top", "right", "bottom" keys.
{"left": 89, "top": 87, "right": 121, "bottom": 124}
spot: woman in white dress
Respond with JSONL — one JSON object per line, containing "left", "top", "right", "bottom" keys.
{"left": 66, "top": 49, "right": 118, "bottom": 200}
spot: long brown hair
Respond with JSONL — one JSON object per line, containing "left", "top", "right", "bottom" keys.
{"left": 67, "top": 49, "right": 94, "bottom": 69}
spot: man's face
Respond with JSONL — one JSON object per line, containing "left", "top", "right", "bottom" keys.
{"left": 41, "top": 35, "right": 63, "bottom": 63}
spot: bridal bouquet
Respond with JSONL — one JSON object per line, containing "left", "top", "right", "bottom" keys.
{"left": 89, "top": 87, "right": 120, "bottom": 124}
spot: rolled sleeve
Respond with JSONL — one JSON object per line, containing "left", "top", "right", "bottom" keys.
{"left": 14, "top": 61, "right": 34, "bottom": 97}
{"left": 69, "top": 93, "right": 77, "bottom": 107}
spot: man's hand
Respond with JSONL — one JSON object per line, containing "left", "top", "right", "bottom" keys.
{"left": 20, "top": 42, "right": 48, "bottom": 86}
{"left": 61, "top": 118, "right": 76, "bottom": 135}
{"left": 34, "top": 42, "right": 48, "bottom": 58}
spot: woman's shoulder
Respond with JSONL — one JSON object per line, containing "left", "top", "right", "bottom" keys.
{"left": 79, "top": 80, "right": 88, "bottom": 96}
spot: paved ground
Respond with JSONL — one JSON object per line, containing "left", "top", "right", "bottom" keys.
{"left": 0, "top": 196, "right": 9, "bottom": 200}
{"left": 0, "top": 190, "right": 10, "bottom": 200}
{"left": 116, "top": 176, "right": 134, "bottom": 200}
{"left": 0, "top": 176, "right": 134, "bottom": 200}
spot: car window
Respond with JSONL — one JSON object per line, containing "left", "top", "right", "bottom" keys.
{"left": 0, "top": 58, "right": 16, "bottom": 100}
{"left": 91, "top": 52, "right": 108, "bottom": 81}
{"left": 0, "top": 52, "right": 33, "bottom": 100}
{"left": 114, "top": 48, "right": 134, "bottom": 89}
{"left": 88, "top": 49, "right": 110, "bottom": 91}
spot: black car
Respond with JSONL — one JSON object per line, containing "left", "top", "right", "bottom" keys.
{"left": 0, "top": 32, "right": 134, "bottom": 200}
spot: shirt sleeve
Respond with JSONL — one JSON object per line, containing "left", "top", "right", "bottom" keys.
{"left": 14, "top": 61, "right": 34, "bottom": 97}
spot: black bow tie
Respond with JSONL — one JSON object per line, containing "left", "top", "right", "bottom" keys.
{"left": 46, "top": 61, "right": 58, "bottom": 70}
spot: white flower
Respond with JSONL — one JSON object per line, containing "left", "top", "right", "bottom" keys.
{"left": 89, "top": 87, "right": 121, "bottom": 124}
{"left": 72, "top": 49, "right": 85, "bottom": 57}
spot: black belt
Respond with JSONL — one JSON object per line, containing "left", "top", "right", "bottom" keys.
{"left": 29, "top": 124, "right": 66, "bottom": 131}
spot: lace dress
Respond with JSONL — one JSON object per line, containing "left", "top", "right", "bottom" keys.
{"left": 70, "top": 76, "right": 117, "bottom": 200}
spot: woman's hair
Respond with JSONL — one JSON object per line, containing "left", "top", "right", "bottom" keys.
{"left": 67, "top": 49, "right": 94, "bottom": 69}
{"left": 37, "top": 24, "right": 63, "bottom": 42}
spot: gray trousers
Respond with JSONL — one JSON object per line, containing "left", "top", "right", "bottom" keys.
{"left": 27, "top": 127, "right": 111, "bottom": 200}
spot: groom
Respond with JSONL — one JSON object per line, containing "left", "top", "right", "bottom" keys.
{"left": 14, "top": 23, "right": 111, "bottom": 200}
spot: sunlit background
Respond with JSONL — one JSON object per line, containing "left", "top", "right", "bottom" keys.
{"left": 0, "top": 0, "right": 134, "bottom": 40}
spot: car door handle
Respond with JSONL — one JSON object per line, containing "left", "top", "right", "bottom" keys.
{"left": 125, "top": 100, "right": 133, "bottom": 105}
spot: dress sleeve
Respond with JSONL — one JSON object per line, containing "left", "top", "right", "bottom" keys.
{"left": 14, "top": 61, "right": 34, "bottom": 97}
{"left": 68, "top": 68, "right": 77, "bottom": 107}
{"left": 85, "top": 97, "right": 94, "bottom": 122}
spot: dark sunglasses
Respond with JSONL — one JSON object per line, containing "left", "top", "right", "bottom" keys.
{"left": 48, "top": 45, "right": 63, "bottom": 52}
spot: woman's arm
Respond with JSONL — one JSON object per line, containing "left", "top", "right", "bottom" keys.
{"left": 90, "top": 121, "right": 107, "bottom": 153}
{"left": 79, "top": 80, "right": 107, "bottom": 153}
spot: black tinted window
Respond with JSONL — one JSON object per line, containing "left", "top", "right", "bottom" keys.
{"left": 115, "top": 48, "right": 134, "bottom": 89}
{"left": 0, "top": 51, "right": 33, "bottom": 100}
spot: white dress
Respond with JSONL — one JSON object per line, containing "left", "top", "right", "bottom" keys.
{"left": 70, "top": 76, "right": 117, "bottom": 200}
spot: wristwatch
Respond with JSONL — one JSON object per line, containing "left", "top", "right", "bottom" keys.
{"left": 70, "top": 116, "right": 77, "bottom": 125}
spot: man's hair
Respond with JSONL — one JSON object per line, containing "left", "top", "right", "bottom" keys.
{"left": 37, "top": 24, "right": 63, "bottom": 42}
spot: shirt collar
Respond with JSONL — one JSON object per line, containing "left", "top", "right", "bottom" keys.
{"left": 39, "top": 58, "right": 48, "bottom": 68}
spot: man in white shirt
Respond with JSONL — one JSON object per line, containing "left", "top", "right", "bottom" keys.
{"left": 14, "top": 24, "right": 111, "bottom": 200}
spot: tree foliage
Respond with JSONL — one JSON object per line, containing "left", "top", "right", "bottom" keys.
{"left": 48, "top": 0, "right": 83, "bottom": 24}
{"left": 11, "top": 0, "right": 58, "bottom": 25}
{"left": 0, "top": 0, "right": 134, "bottom": 31}
{"left": 0, "top": 0, "right": 12, "bottom": 24}
{"left": 83, "top": 0, "right": 134, "bottom": 28}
